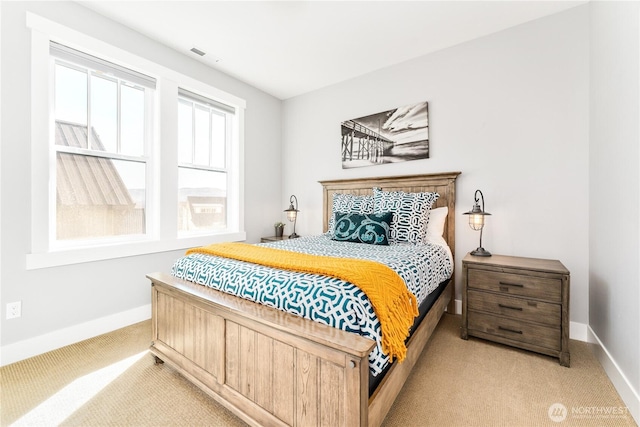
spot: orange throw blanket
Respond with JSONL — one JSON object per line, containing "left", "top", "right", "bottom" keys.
{"left": 186, "top": 242, "right": 418, "bottom": 361}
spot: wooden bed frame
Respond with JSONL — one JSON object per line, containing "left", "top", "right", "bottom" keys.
{"left": 147, "top": 172, "right": 460, "bottom": 427}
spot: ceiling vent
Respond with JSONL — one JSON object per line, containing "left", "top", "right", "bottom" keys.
{"left": 190, "top": 47, "right": 206, "bottom": 56}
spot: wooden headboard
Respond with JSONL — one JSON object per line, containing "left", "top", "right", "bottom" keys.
{"left": 319, "top": 172, "right": 461, "bottom": 253}
{"left": 319, "top": 172, "right": 461, "bottom": 312}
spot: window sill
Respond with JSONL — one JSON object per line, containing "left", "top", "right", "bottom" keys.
{"left": 25, "top": 231, "right": 247, "bottom": 270}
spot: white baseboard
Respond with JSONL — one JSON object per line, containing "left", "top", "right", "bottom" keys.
{"left": 587, "top": 326, "right": 640, "bottom": 424}
{"left": 0, "top": 304, "right": 151, "bottom": 367}
{"left": 570, "top": 321, "right": 588, "bottom": 341}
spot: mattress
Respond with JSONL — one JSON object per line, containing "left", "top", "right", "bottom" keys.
{"left": 171, "top": 234, "right": 453, "bottom": 376}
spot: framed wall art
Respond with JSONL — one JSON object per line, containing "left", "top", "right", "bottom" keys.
{"left": 341, "top": 101, "right": 429, "bottom": 169}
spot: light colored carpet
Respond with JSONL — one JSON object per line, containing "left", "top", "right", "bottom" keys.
{"left": 385, "top": 314, "right": 636, "bottom": 427}
{"left": 1, "top": 314, "right": 636, "bottom": 426}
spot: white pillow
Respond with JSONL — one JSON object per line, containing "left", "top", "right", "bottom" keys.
{"left": 425, "top": 207, "right": 448, "bottom": 239}
{"left": 424, "top": 207, "right": 453, "bottom": 264}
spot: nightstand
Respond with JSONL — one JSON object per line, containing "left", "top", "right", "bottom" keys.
{"left": 260, "top": 236, "right": 289, "bottom": 243}
{"left": 461, "top": 253, "right": 570, "bottom": 367}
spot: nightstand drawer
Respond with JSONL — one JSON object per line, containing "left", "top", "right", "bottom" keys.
{"left": 467, "top": 290, "right": 560, "bottom": 327}
{"left": 468, "top": 311, "right": 561, "bottom": 351}
{"left": 468, "top": 269, "right": 561, "bottom": 302}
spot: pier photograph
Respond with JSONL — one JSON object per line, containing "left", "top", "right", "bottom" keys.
{"left": 341, "top": 101, "right": 429, "bottom": 169}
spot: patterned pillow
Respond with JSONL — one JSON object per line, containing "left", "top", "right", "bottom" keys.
{"left": 331, "top": 212, "right": 392, "bottom": 245}
{"left": 373, "top": 188, "right": 439, "bottom": 244}
{"left": 327, "top": 193, "right": 374, "bottom": 234}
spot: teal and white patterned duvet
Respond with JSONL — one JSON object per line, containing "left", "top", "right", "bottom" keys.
{"left": 171, "top": 234, "right": 453, "bottom": 376}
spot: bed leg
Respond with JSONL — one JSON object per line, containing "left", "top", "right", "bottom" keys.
{"left": 153, "top": 355, "right": 164, "bottom": 365}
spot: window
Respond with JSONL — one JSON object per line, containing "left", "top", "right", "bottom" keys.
{"left": 51, "top": 42, "right": 154, "bottom": 245}
{"left": 26, "top": 13, "right": 246, "bottom": 268}
{"left": 177, "top": 89, "right": 234, "bottom": 234}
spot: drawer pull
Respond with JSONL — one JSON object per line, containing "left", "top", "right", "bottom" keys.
{"left": 499, "top": 281, "right": 524, "bottom": 288}
{"left": 498, "top": 326, "right": 523, "bottom": 334}
{"left": 498, "top": 304, "right": 523, "bottom": 311}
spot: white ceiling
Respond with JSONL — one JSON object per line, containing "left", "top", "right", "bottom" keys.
{"left": 81, "top": 1, "right": 585, "bottom": 100}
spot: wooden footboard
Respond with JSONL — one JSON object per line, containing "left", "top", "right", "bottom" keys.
{"left": 149, "top": 271, "right": 375, "bottom": 427}
{"left": 149, "top": 272, "right": 451, "bottom": 427}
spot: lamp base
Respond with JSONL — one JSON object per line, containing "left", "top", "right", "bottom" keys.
{"left": 288, "top": 233, "right": 300, "bottom": 239}
{"left": 470, "top": 247, "right": 491, "bottom": 257}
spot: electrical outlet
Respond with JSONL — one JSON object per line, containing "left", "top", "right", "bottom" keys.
{"left": 6, "top": 301, "right": 22, "bottom": 319}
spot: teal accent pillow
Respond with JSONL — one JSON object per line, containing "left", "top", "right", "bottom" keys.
{"left": 331, "top": 212, "right": 392, "bottom": 245}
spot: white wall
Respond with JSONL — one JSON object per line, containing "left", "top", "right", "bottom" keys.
{"left": 589, "top": 1, "right": 640, "bottom": 419}
{"left": 282, "top": 7, "right": 590, "bottom": 327}
{"left": 0, "top": 1, "right": 282, "bottom": 362}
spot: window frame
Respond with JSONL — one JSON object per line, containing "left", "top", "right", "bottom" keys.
{"left": 177, "top": 90, "right": 235, "bottom": 236}
{"left": 51, "top": 53, "right": 155, "bottom": 248}
{"left": 26, "top": 13, "right": 246, "bottom": 269}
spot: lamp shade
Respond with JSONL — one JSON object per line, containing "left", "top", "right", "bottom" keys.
{"left": 464, "top": 202, "right": 491, "bottom": 231}
{"left": 285, "top": 208, "right": 298, "bottom": 222}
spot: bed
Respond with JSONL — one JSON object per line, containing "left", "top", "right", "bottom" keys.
{"left": 147, "top": 172, "right": 460, "bottom": 427}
